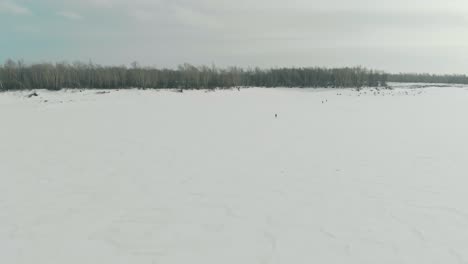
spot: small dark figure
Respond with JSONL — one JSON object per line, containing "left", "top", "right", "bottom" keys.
{"left": 27, "top": 92, "right": 38, "bottom": 98}
{"left": 275, "top": 114, "right": 277, "bottom": 118}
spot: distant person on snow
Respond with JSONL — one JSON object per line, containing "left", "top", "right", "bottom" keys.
{"left": 275, "top": 114, "right": 277, "bottom": 118}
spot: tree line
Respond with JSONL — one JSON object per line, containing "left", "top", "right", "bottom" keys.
{"left": 0, "top": 60, "right": 388, "bottom": 90}
{"left": 388, "top": 73, "right": 468, "bottom": 84}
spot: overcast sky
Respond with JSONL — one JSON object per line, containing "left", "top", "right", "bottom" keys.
{"left": 1, "top": 0, "right": 468, "bottom": 73}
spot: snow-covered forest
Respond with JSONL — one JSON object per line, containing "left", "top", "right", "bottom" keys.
{"left": 0, "top": 60, "right": 388, "bottom": 90}
{"left": 4, "top": 60, "right": 468, "bottom": 91}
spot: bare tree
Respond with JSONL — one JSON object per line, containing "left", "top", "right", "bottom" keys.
{"left": 0, "top": 60, "right": 393, "bottom": 90}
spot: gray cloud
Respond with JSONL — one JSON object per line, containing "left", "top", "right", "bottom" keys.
{"left": 0, "top": 0, "right": 30, "bottom": 15}
{"left": 57, "top": 11, "right": 83, "bottom": 20}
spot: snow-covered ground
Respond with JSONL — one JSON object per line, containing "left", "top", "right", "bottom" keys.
{"left": 2, "top": 85, "right": 468, "bottom": 264}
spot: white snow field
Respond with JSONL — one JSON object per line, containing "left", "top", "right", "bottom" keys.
{"left": 2, "top": 84, "right": 468, "bottom": 264}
